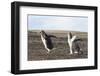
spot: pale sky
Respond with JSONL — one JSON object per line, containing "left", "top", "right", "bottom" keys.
{"left": 28, "top": 15, "right": 88, "bottom": 32}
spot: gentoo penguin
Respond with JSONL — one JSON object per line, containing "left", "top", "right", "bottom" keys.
{"left": 40, "top": 30, "right": 56, "bottom": 53}
{"left": 67, "top": 32, "right": 76, "bottom": 54}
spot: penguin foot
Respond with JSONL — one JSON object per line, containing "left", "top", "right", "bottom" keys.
{"left": 74, "top": 51, "right": 78, "bottom": 54}
{"left": 47, "top": 51, "right": 50, "bottom": 54}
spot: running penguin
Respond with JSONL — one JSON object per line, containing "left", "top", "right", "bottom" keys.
{"left": 40, "top": 30, "right": 56, "bottom": 53}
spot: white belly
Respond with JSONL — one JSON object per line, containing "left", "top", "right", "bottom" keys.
{"left": 41, "top": 35, "right": 47, "bottom": 48}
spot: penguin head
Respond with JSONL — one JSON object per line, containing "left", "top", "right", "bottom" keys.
{"left": 40, "top": 30, "right": 48, "bottom": 39}
{"left": 40, "top": 30, "right": 45, "bottom": 34}
{"left": 68, "top": 32, "right": 72, "bottom": 39}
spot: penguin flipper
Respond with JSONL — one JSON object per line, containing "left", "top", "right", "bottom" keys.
{"left": 49, "top": 35, "right": 57, "bottom": 38}
{"left": 71, "top": 35, "right": 76, "bottom": 42}
{"left": 74, "top": 38, "right": 82, "bottom": 42}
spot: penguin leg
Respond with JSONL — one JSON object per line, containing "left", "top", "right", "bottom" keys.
{"left": 45, "top": 47, "right": 51, "bottom": 53}
{"left": 47, "top": 49, "right": 50, "bottom": 53}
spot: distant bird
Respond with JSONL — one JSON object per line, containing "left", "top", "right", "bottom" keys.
{"left": 40, "top": 30, "right": 56, "bottom": 53}
{"left": 67, "top": 32, "right": 76, "bottom": 54}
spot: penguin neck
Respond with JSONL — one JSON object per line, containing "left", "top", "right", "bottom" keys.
{"left": 41, "top": 32, "right": 46, "bottom": 40}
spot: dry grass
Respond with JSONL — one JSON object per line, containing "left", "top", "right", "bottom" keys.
{"left": 28, "top": 30, "right": 88, "bottom": 61}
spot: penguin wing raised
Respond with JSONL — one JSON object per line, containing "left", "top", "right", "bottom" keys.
{"left": 71, "top": 35, "right": 76, "bottom": 42}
